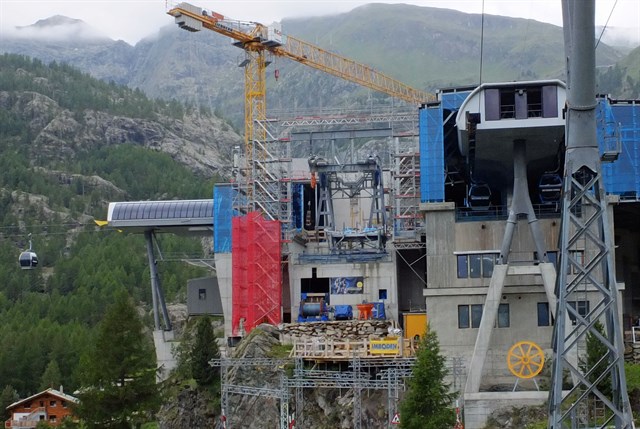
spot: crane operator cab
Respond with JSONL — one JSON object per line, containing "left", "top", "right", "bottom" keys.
{"left": 19, "top": 235, "right": 38, "bottom": 270}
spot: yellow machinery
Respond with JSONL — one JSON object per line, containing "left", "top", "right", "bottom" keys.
{"left": 403, "top": 312, "right": 427, "bottom": 341}
{"left": 167, "top": 3, "right": 434, "bottom": 214}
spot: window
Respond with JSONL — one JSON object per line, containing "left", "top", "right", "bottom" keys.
{"left": 39, "top": 401, "right": 44, "bottom": 407}
{"left": 471, "top": 304, "right": 483, "bottom": 328}
{"left": 49, "top": 415, "right": 57, "bottom": 422}
{"left": 50, "top": 400, "right": 56, "bottom": 407}
{"left": 379, "top": 289, "right": 387, "bottom": 300}
{"left": 457, "top": 253, "right": 498, "bottom": 278}
{"left": 538, "top": 302, "right": 551, "bottom": 326}
{"left": 568, "top": 250, "right": 585, "bottom": 274}
{"left": 62, "top": 401, "right": 68, "bottom": 408}
{"left": 198, "top": 288, "right": 207, "bottom": 300}
{"left": 457, "top": 255, "right": 468, "bottom": 278}
{"left": 568, "top": 300, "right": 590, "bottom": 324}
{"left": 24, "top": 403, "right": 31, "bottom": 409}
{"left": 39, "top": 416, "right": 45, "bottom": 421}
{"left": 458, "top": 305, "right": 470, "bottom": 329}
{"left": 497, "top": 303, "right": 510, "bottom": 328}
{"left": 459, "top": 304, "right": 484, "bottom": 328}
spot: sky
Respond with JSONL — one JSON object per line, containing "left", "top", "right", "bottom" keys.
{"left": 0, "top": 0, "right": 639, "bottom": 46}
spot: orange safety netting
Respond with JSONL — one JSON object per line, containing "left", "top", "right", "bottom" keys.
{"left": 232, "top": 212, "right": 282, "bottom": 336}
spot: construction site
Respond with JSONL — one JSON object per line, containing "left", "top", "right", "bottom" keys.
{"left": 104, "top": 2, "right": 640, "bottom": 428}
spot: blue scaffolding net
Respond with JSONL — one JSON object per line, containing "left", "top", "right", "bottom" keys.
{"left": 419, "top": 105, "right": 445, "bottom": 203}
{"left": 599, "top": 100, "right": 640, "bottom": 200}
{"left": 213, "top": 184, "right": 234, "bottom": 253}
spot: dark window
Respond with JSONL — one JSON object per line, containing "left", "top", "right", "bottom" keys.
{"left": 547, "top": 251, "right": 558, "bottom": 267}
{"left": 471, "top": 304, "right": 483, "bottom": 328}
{"left": 568, "top": 300, "right": 590, "bottom": 324}
{"left": 500, "top": 90, "right": 516, "bottom": 118}
{"left": 469, "top": 254, "right": 482, "bottom": 278}
{"left": 39, "top": 416, "right": 45, "bottom": 421}
{"left": 198, "top": 288, "right": 207, "bottom": 300}
{"left": 498, "top": 303, "right": 510, "bottom": 328}
{"left": 24, "top": 403, "right": 31, "bottom": 409}
{"left": 39, "top": 401, "right": 44, "bottom": 407}
{"left": 482, "top": 254, "right": 495, "bottom": 278}
{"left": 457, "top": 253, "right": 498, "bottom": 279}
{"left": 61, "top": 401, "right": 67, "bottom": 408}
{"left": 538, "top": 302, "right": 551, "bottom": 326}
{"left": 527, "top": 87, "right": 542, "bottom": 117}
{"left": 49, "top": 415, "right": 57, "bottom": 422}
{"left": 50, "top": 400, "right": 56, "bottom": 407}
{"left": 458, "top": 305, "right": 470, "bottom": 329}
{"left": 379, "top": 289, "right": 387, "bottom": 300}
{"left": 457, "top": 255, "right": 468, "bottom": 278}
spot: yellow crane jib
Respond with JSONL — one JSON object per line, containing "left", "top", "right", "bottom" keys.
{"left": 166, "top": 2, "right": 434, "bottom": 105}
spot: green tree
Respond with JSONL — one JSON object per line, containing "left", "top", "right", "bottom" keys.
{"left": 191, "top": 317, "right": 220, "bottom": 386}
{"left": 0, "top": 385, "right": 19, "bottom": 421}
{"left": 579, "top": 320, "right": 611, "bottom": 397}
{"left": 40, "top": 359, "right": 62, "bottom": 391}
{"left": 74, "top": 293, "right": 159, "bottom": 429}
{"left": 400, "top": 329, "right": 456, "bottom": 429}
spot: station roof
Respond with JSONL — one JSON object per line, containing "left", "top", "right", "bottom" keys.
{"left": 106, "top": 200, "right": 213, "bottom": 234}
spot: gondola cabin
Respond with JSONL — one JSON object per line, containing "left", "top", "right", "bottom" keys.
{"left": 19, "top": 250, "right": 38, "bottom": 270}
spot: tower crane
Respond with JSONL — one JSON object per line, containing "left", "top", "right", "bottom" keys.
{"left": 167, "top": 2, "right": 434, "bottom": 217}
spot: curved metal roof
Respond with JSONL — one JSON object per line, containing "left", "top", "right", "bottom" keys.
{"left": 107, "top": 200, "right": 213, "bottom": 233}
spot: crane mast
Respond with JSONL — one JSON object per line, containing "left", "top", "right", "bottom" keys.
{"left": 168, "top": 2, "right": 433, "bottom": 216}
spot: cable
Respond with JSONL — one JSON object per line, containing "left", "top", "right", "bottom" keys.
{"left": 595, "top": 0, "right": 618, "bottom": 49}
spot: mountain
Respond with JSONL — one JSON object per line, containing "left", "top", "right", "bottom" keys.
{"left": 1, "top": 5, "right": 629, "bottom": 128}
{"left": 598, "top": 45, "right": 640, "bottom": 98}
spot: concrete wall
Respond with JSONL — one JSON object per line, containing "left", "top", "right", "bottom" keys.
{"left": 214, "top": 253, "right": 233, "bottom": 338}
{"left": 421, "top": 202, "right": 606, "bottom": 389}
{"left": 288, "top": 251, "right": 398, "bottom": 323}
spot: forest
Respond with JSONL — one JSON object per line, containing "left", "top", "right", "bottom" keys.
{"left": 0, "top": 54, "right": 216, "bottom": 411}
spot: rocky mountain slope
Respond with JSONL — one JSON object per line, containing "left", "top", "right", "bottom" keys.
{"left": 2, "top": 5, "right": 630, "bottom": 129}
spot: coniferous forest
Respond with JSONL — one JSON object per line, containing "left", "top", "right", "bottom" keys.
{"left": 0, "top": 54, "right": 216, "bottom": 414}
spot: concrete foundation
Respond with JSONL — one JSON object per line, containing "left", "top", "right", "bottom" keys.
{"left": 463, "top": 391, "right": 548, "bottom": 429}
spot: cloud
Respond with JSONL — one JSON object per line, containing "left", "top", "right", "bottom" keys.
{"left": 7, "top": 15, "right": 109, "bottom": 42}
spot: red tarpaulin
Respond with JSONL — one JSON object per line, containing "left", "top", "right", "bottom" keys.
{"left": 232, "top": 212, "right": 282, "bottom": 336}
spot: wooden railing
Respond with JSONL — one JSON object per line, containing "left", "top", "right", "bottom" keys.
{"left": 290, "top": 337, "right": 418, "bottom": 359}
{"left": 5, "top": 408, "right": 46, "bottom": 428}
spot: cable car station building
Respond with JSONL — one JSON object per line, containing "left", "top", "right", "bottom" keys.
{"left": 107, "top": 79, "right": 640, "bottom": 427}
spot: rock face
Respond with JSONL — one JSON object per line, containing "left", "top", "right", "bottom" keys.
{"left": 158, "top": 386, "right": 218, "bottom": 429}
{"left": 281, "top": 320, "right": 393, "bottom": 342}
{"left": 1, "top": 87, "right": 242, "bottom": 179}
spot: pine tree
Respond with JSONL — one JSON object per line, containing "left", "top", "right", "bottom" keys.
{"left": 191, "top": 316, "right": 220, "bottom": 386}
{"left": 0, "top": 385, "right": 19, "bottom": 421}
{"left": 74, "top": 292, "right": 159, "bottom": 429}
{"left": 579, "top": 320, "right": 611, "bottom": 397}
{"left": 400, "top": 329, "right": 456, "bottom": 429}
{"left": 39, "top": 359, "right": 62, "bottom": 391}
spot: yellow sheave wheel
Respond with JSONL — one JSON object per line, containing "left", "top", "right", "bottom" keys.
{"left": 507, "top": 341, "right": 545, "bottom": 379}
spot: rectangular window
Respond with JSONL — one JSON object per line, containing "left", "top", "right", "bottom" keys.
{"left": 482, "top": 254, "right": 495, "bottom": 278}
{"left": 471, "top": 304, "right": 483, "bottom": 328}
{"left": 458, "top": 305, "right": 470, "bottom": 329}
{"left": 457, "top": 253, "right": 498, "bottom": 279}
{"left": 379, "top": 289, "right": 387, "bottom": 300}
{"left": 50, "top": 400, "right": 56, "bottom": 407}
{"left": 469, "top": 254, "right": 482, "bottom": 278}
{"left": 498, "top": 303, "right": 510, "bottom": 328}
{"left": 568, "top": 300, "right": 590, "bottom": 324}
{"left": 457, "top": 255, "right": 468, "bottom": 278}
{"left": 537, "top": 302, "right": 551, "bottom": 326}
{"left": 567, "top": 250, "right": 585, "bottom": 274}
{"left": 198, "top": 288, "right": 206, "bottom": 300}
{"left": 49, "top": 415, "right": 57, "bottom": 422}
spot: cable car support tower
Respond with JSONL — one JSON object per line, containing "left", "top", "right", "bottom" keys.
{"left": 548, "top": 1, "right": 633, "bottom": 427}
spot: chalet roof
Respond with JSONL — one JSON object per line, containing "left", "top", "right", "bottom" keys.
{"left": 6, "top": 388, "right": 79, "bottom": 410}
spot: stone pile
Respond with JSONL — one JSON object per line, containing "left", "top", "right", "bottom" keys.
{"left": 625, "top": 342, "right": 640, "bottom": 363}
{"left": 280, "top": 320, "right": 393, "bottom": 343}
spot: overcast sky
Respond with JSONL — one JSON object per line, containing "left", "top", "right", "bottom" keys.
{"left": 0, "top": 0, "right": 638, "bottom": 46}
